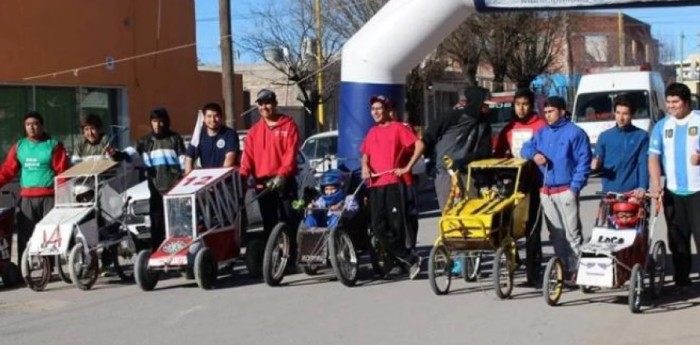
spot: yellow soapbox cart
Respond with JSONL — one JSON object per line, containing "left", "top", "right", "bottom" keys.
{"left": 428, "top": 157, "right": 533, "bottom": 299}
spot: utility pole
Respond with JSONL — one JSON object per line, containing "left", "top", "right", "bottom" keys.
{"left": 314, "top": 0, "right": 324, "bottom": 131}
{"left": 680, "top": 31, "right": 685, "bottom": 82}
{"left": 219, "top": 0, "right": 236, "bottom": 128}
{"left": 617, "top": 10, "right": 625, "bottom": 66}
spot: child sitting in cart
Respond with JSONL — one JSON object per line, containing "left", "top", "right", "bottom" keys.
{"left": 304, "top": 169, "right": 358, "bottom": 229}
{"left": 609, "top": 199, "right": 642, "bottom": 230}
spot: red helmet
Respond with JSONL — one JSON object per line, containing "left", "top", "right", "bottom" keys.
{"left": 612, "top": 202, "right": 640, "bottom": 228}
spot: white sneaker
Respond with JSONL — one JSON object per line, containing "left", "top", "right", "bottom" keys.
{"left": 409, "top": 256, "right": 422, "bottom": 280}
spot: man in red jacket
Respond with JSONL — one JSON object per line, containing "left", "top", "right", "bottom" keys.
{"left": 494, "top": 89, "right": 546, "bottom": 286}
{"left": 0, "top": 111, "right": 69, "bottom": 264}
{"left": 240, "top": 89, "right": 301, "bottom": 266}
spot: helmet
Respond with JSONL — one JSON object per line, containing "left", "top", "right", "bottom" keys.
{"left": 320, "top": 169, "right": 344, "bottom": 189}
{"left": 612, "top": 202, "right": 640, "bottom": 228}
{"left": 73, "top": 183, "right": 95, "bottom": 203}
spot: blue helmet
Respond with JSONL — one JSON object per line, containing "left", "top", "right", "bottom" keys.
{"left": 320, "top": 169, "right": 344, "bottom": 189}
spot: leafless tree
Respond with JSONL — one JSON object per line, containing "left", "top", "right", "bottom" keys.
{"left": 470, "top": 13, "right": 524, "bottom": 92}
{"left": 505, "top": 12, "right": 565, "bottom": 89}
{"left": 238, "top": 0, "right": 344, "bottom": 132}
{"left": 441, "top": 18, "right": 483, "bottom": 87}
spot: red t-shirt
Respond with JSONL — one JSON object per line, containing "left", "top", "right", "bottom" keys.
{"left": 494, "top": 115, "right": 547, "bottom": 158}
{"left": 360, "top": 121, "right": 418, "bottom": 187}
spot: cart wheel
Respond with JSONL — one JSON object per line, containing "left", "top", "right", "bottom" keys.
{"left": 428, "top": 244, "right": 452, "bottom": 295}
{"left": 110, "top": 245, "right": 135, "bottom": 282}
{"left": 134, "top": 250, "right": 158, "bottom": 291}
{"left": 262, "top": 223, "right": 290, "bottom": 287}
{"left": 329, "top": 228, "right": 358, "bottom": 287}
{"left": 303, "top": 266, "right": 319, "bottom": 276}
{"left": 462, "top": 251, "right": 481, "bottom": 282}
{"left": 369, "top": 235, "right": 393, "bottom": 277}
{"left": 55, "top": 254, "right": 72, "bottom": 284}
{"left": 649, "top": 240, "right": 666, "bottom": 299}
{"left": 581, "top": 285, "right": 595, "bottom": 294}
{"left": 21, "top": 247, "right": 51, "bottom": 292}
{"left": 629, "top": 263, "right": 643, "bottom": 314}
{"left": 194, "top": 247, "right": 218, "bottom": 290}
{"left": 543, "top": 256, "right": 564, "bottom": 306}
{"left": 1, "top": 262, "right": 21, "bottom": 287}
{"left": 68, "top": 242, "right": 99, "bottom": 291}
{"left": 245, "top": 238, "right": 265, "bottom": 279}
{"left": 493, "top": 246, "right": 514, "bottom": 299}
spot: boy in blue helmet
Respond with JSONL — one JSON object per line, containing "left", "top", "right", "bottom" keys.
{"left": 304, "top": 170, "right": 358, "bottom": 229}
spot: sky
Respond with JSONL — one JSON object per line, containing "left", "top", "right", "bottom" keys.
{"left": 194, "top": 0, "right": 700, "bottom": 65}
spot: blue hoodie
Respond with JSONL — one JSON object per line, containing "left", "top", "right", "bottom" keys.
{"left": 520, "top": 118, "right": 592, "bottom": 193}
{"left": 595, "top": 125, "right": 649, "bottom": 193}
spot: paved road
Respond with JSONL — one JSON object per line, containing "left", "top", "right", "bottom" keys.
{"left": 1, "top": 179, "right": 700, "bottom": 345}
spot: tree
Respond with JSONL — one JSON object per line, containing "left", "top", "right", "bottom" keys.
{"left": 441, "top": 18, "right": 483, "bottom": 87}
{"left": 471, "top": 13, "right": 523, "bottom": 92}
{"left": 238, "top": 0, "right": 344, "bottom": 134}
{"left": 505, "top": 12, "right": 565, "bottom": 89}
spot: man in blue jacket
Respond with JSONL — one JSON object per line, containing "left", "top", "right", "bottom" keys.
{"left": 592, "top": 95, "right": 648, "bottom": 197}
{"left": 521, "top": 96, "right": 591, "bottom": 284}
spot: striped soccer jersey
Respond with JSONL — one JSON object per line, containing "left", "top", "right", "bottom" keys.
{"left": 649, "top": 110, "right": 700, "bottom": 194}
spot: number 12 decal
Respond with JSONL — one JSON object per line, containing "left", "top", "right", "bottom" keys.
{"left": 182, "top": 175, "right": 213, "bottom": 186}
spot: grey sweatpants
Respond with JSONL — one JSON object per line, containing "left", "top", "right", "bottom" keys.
{"left": 16, "top": 196, "right": 54, "bottom": 262}
{"left": 540, "top": 190, "right": 583, "bottom": 274}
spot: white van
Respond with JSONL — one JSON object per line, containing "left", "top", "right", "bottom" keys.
{"left": 572, "top": 66, "right": 666, "bottom": 145}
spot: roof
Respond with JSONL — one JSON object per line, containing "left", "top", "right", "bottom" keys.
{"left": 305, "top": 130, "right": 338, "bottom": 140}
{"left": 167, "top": 168, "right": 234, "bottom": 195}
{"left": 469, "top": 158, "right": 528, "bottom": 169}
{"left": 59, "top": 160, "right": 117, "bottom": 177}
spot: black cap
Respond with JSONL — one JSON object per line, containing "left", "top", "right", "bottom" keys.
{"left": 256, "top": 89, "right": 277, "bottom": 103}
{"left": 544, "top": 96, "right": 567, "bottom": 111}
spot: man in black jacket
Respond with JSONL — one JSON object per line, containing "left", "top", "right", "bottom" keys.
{"left": 423, "top": 86, "right": 493, "bottom": 211}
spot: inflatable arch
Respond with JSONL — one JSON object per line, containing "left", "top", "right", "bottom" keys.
{"left": 337, "top": 0, "right": 696, "bottom": 169}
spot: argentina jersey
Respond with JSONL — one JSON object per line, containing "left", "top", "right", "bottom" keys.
{"left": 649, "top": 110, "right": 700, "bottom": 194}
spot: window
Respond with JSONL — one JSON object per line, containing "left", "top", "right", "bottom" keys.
{"left": 302, "top": 135, "right": 338, "bottom": 160}
{"left": 165, "top": 196, "right": 195, "bottom": 238}
{"left": 574, "top": 90, "right": 650, "bottom": 123}
{"left": 585, "top": 35, "right": 609, "bottom": 63}
{"left": 0, "top": 86, "right": 31, "bottom": 159}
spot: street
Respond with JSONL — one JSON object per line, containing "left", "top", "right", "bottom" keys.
{"left": 1, "top": 178, "right": 700, "bottom": 345}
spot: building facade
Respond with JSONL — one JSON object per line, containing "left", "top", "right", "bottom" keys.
{"left": 0, "top": 0, "right": 243, "bottom": 158}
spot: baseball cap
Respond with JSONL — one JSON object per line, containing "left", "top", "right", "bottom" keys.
{"left": 256, "top": 89, "right": 277, "bottom": 103}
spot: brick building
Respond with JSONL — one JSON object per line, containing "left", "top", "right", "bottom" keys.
{"left": 0, "top": 0, "right": 243, "bottom": 158}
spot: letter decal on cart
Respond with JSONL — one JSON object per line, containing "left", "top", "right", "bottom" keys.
{"left": 42, "top": 226, "right": 62, "bottom": 250}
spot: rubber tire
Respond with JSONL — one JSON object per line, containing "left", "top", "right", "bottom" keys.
{"left": 134, "top": 250, "right": 158, "bottom": 291}
{"left": 68, "top": 242, "right": 99, "bottom": 291}
{"left": 629, "top": 263, "right": 643, "bottom": 314}
{"left": 55, "top": 254, "right": 72, "bottom": 284}
{"left": 262, "top": 223, "right": 290, "bottom": 287}
{"left": 462, "top": 251, "right": 481, "bottom": 282}
{"left": 428, "top": 244, "right": 452, "bottom": 295}
{"left": 329, "top": 229, "right": 359, "bottom": 287}
{"left": 21, "top": 247, "right": 51, "bottom": 292}
{"left": 543, "top": 256, "right": 564, "bottom": 306}
{"left": 493, "top": 246, "right": 514, "bottom": 300}
{"left": 649, "top": 240, "right": 666, "bottom": 299}
{"left": 194, "top": 247, "right": 218, "bottom": 290}
{"left": 369, "top": 235, "right": 393, "bottom": 277}
{"left": 303, "top": 266, "right": 319, "bottom": 276}
{"left": 1, "top": 262, "right": 21, "bottom": 287}
{"left": 245, "top": 238, "right": 265, "bottom": 279}
{"left": 110, "top": 245, "right": 135, "bottom": 282}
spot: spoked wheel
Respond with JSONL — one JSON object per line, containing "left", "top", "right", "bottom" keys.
{"left": 68, "top": 242, "right": 99, "bottom": 291}
{"left": 493, "top": 246, "right": 514, "bottom": 299}
{"left": 329, "top": 228, "right": 359, "bottom": 287}
{"left": 21, "top": 247, "right": 51, "bottom": 292}
{"left": 543, "top": 256, "right": 564, "bottom": 306}
{"left": 462, "top": 251, "right": 482, "bottom": 282}
{"left": 1, "top": 262, "right": 21, "bottom": 288}
{"left": 194, "top": 247, "right": 218, "bottom": 290}
{"left": 134, "top": 250, "right": 158, "bottom": 291}
{"left": 109, "top": 245, "right": 136, "bottom": 282}
{"left": 629, "top": 263, "right": 644, "bottom": 314}
{"left": 649, "top": 240, "right": 666, "bottom": 299}
{"left": 262, "top": 223, "right": 290, "bottom": 287}
{"left": 55, "top": 254, "right": 72, "bottom": 284}
{"left": 428, "top": 244, "right": 452, "bottom": 295}
{"left": 245, "top": 238, "right": 265, "bottom": 279}
{"left": 369, "top": 235, "right": 393, "bottom": 277}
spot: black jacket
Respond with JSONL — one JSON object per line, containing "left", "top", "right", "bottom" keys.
{"left": 423, "top": 87, "right": 492, "bottom": 172}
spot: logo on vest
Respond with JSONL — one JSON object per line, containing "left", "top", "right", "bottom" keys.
{"left": 689, "top": 126, "right": 698, "bottom": 136}
{"left": 216, "top": 139, "right": 225, "bottom": 149}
